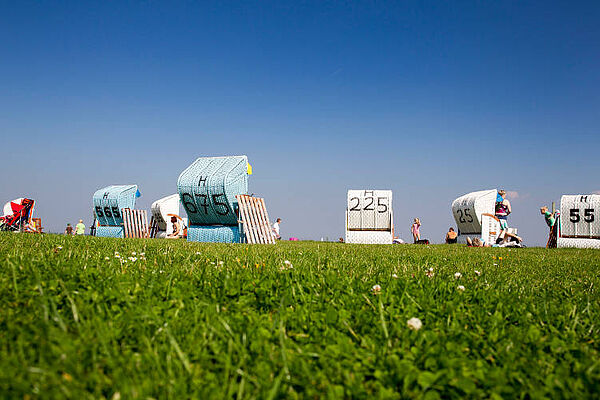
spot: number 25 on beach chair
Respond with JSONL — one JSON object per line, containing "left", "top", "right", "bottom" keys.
{"left": 452, "top": 189, "right": 501, "bottom": 245}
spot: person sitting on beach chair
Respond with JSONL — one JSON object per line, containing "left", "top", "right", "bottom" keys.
{"left": 167, "top": 216, "right": 182, "bottom": 238}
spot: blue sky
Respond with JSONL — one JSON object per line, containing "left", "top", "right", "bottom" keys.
{"left": 1, "top": 1, "right": 599, "bottom": 245}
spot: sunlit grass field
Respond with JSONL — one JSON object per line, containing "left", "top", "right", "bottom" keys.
{"left": 0, "top": 233, "right": 599, "bottom": 399}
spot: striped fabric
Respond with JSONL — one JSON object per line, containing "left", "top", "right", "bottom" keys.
{"left": 122, "top": 208, "right": 149, "bottom": 238}
{"left": 236, "top": 195, "right": 276, "bottom": 244}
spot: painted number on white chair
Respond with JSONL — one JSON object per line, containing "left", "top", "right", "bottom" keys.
{"left": 561, "top": 195, "right": 600, "bottom": 238}
{"left": 349, "top": 194, "right": 388, "bottom": 213}
{"left": 455, "top": 208, "right": 474, "bottom": 224}
{"left": 348, "top": 190, "right": 391, "bottom": 230}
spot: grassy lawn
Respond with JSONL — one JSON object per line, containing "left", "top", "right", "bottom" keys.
{"left": 0, "top": 233, "right": 599, "bottom": 399}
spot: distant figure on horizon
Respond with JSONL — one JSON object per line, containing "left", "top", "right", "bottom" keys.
{"left": 410, "top": 218, "right": 421, "bottom": 243}
{"left": 75, "top": 220, "right": 85, "bottom": 235}
{"left": 64, "top": 223, "right": 73, "bottom": 235}
{"left": 445, "top": 227, "right": 458, "bottom": 244}
{"left": 272, "top": 218, "right": 282, "bottom": 240}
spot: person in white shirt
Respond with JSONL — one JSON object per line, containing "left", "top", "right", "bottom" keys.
{"left": 272, "top": 218, "right": 282, "bottom": 240}
{"left": 167, "top": 216, "right": 181, "bottom": 239}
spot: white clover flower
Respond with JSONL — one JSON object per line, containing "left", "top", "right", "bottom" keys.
{"left": 115, "top": 255, "right": 121, "bottom": 259}
{"left": 372, "top": 284, "right": 382, "bottom": 294}
{"left": 140, "top": 252, "right": 145, "bottom": 256}
{"left": 57, "top": 246, "right": 63, "bottom": 250}
{"left": 195, "top": 252, "right": 201, "bottom": 255}
{"left": 128, "top": 257, "right": 137, "bottom": 262}
{"left": 454, "top": 272, "right": 462, "bottom": 279}
{"left": 407, "top": 317, "right": 422, "bottom": 331}
{"left": 426, "top": 267, "right": 435, "bottom": 278}
{"left": 280, "top": 260, "right": 293, "bottom": 271}
{"left": 392, "top": 273, "right": 398, "bottom": 279}
{"left": 457, "top": 285, "right": 465, "bottom": 291}
{"left": 474, "top": 270, "right": 481, "bottom": 276}
{"left": 493, "top": 263, "right": 498, "bottom": 266}
{"left": 131, "top": 252, "right": 136, "bottom": 255}
{"left": 105, "top": 257, "right": 110, "bottom": 260}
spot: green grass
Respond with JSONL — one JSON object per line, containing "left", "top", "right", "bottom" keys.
{"left": 0, "top": 233, "right": 599, "bottom": 399}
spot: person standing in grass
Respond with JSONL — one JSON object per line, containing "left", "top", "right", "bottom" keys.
{"left": 495, "top": 190, "right": 512, "bottom": 235}
{"left": 272, "top": 218, "right": 282, "bottom": 240}
{"left": 410, "top": 218, "right": 421, "bottom": 243}
{"left": 64, "top": 223, "right": 73, "bottom": 235}
{"left": 541, "top": 206, "right": 558, "bottom": 248}
{"left": 75, "top": 219, "right": 86, "bottom": 235}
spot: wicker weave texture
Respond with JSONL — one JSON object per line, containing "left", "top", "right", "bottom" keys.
{"left": 93, "top": 185, "right": 138, "bottom": 227}
{"left": 95, "top": 226, "right": 124, "bottom": 238}
{"left": 187, "top": 225, "right": 241, "bottom": 243}
{"left": 559, "top": 194, "right": 600, "bottom": 239}
{"left": 346, "top": 230, "right": 393, "bottom": 244}
{"left": 557, "top": 237, "right": 600, "bottom": 249}
{"left": 177, "top": 156, "right": 248, "bottom": 226}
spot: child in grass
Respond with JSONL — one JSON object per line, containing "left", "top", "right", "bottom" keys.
{"left": 411, "top": 218, "right": 421, "bottom": 243}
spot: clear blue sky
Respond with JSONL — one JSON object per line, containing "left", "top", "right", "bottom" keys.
{"left": 1, "top": 1, "right": 599, "bottom": 246}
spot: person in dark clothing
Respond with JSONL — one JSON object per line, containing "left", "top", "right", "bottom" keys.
{"left": 64, "top": 223, "right": 73, "bottom": 235}
{"left": 445, "top": 227, "right": 458, "bottom": 244}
